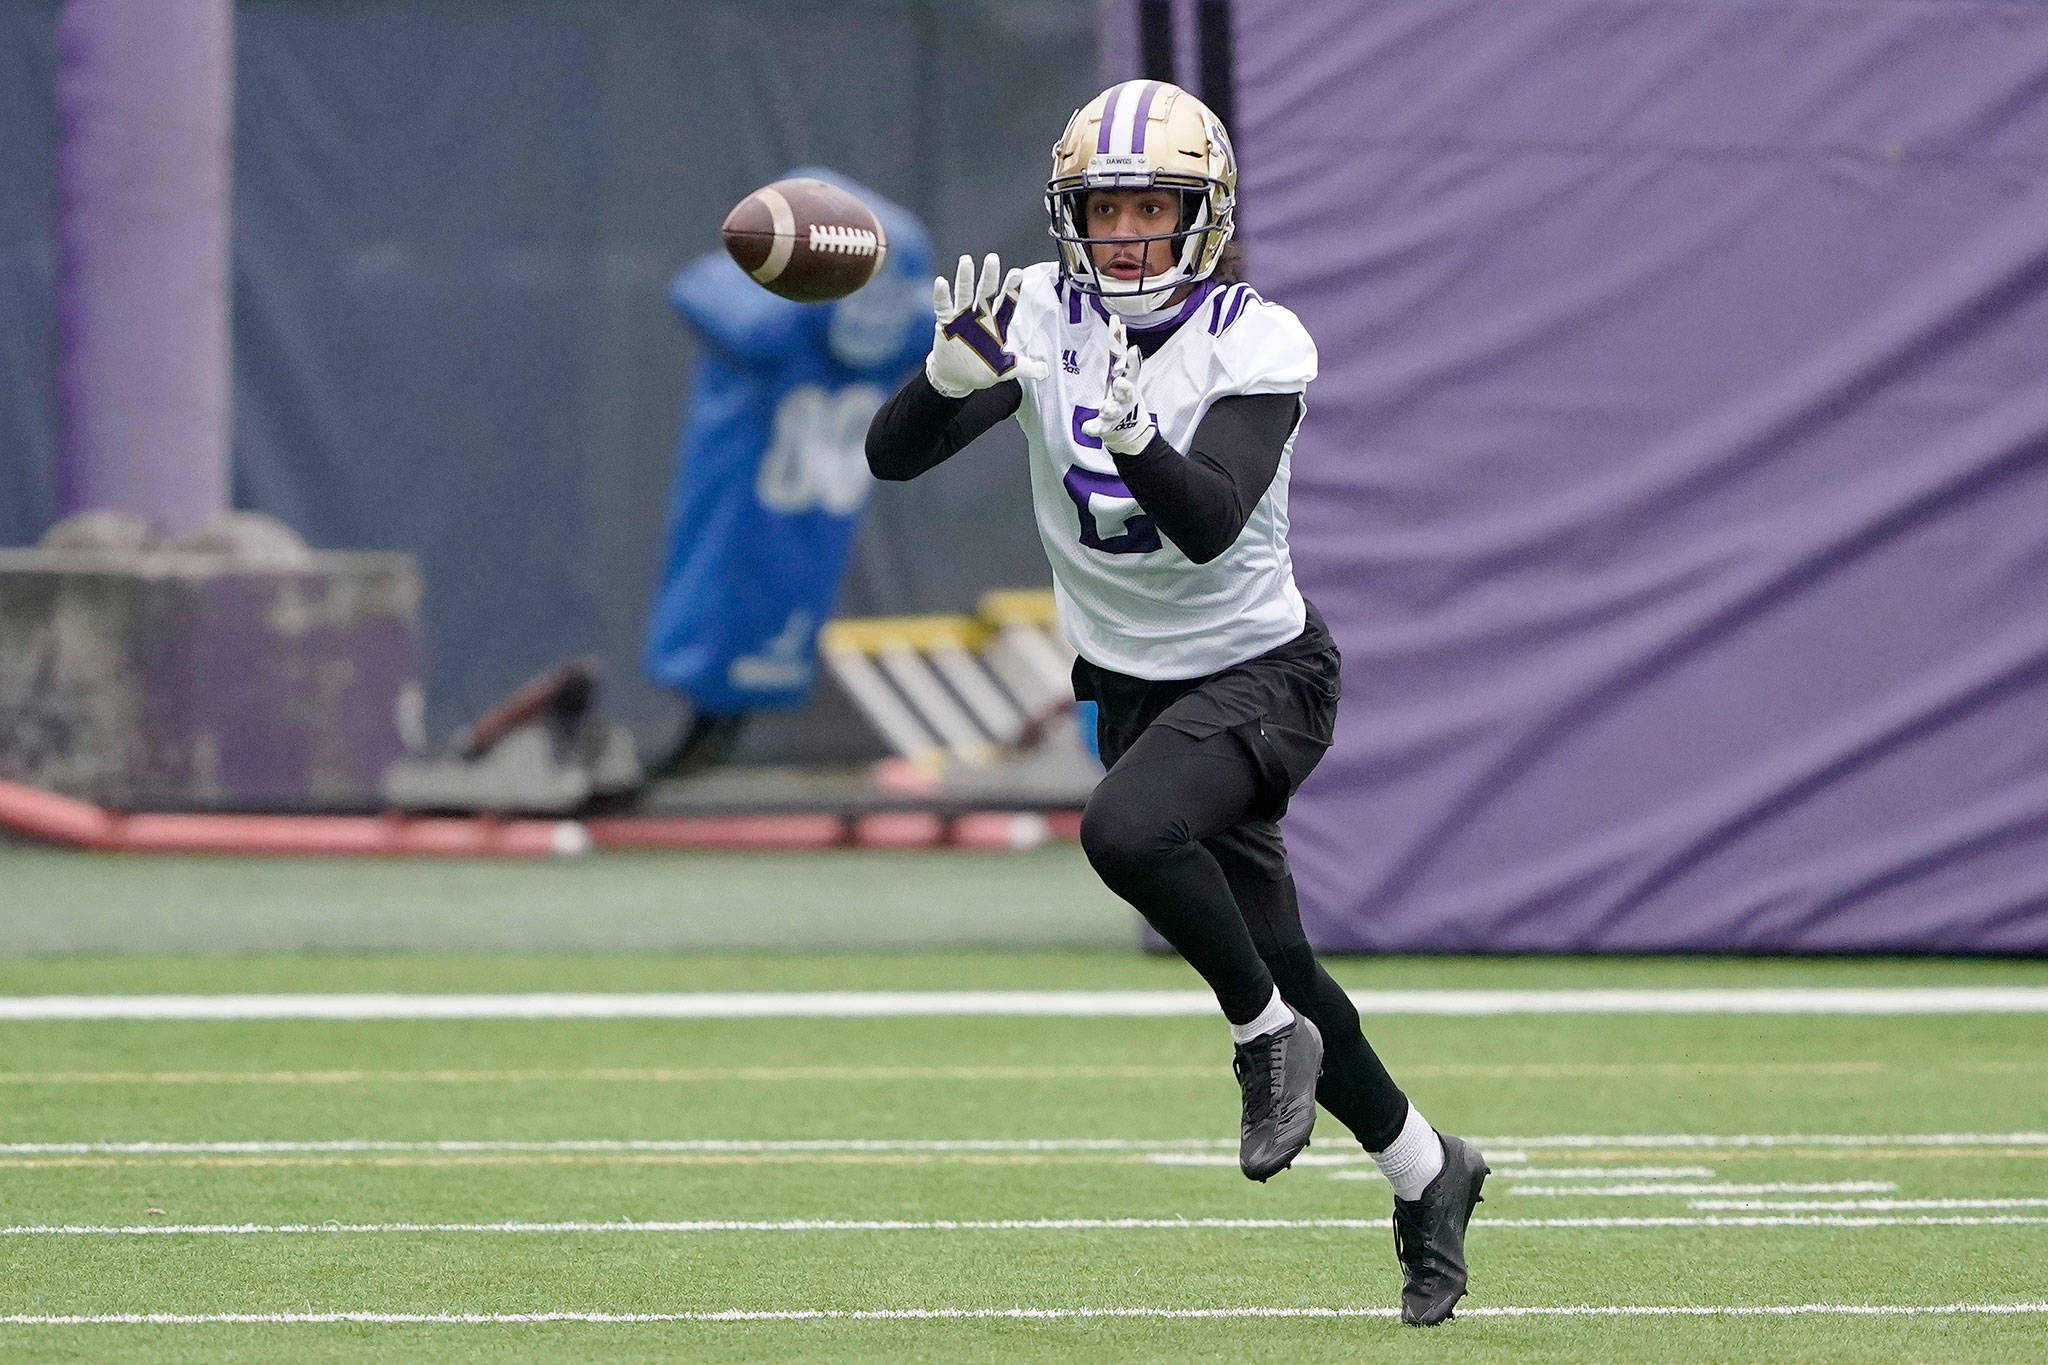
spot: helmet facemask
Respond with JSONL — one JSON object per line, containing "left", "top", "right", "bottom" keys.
{"left": 1047, "top": 180, "right": 1231, "bottom": 316}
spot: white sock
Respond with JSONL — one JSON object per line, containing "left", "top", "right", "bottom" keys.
{"left": 1371, "top": 1103, "right": 1444, "bottom": 1201}
{"left": 1228, "top": 988, "right": 1295, "bottom": 1045}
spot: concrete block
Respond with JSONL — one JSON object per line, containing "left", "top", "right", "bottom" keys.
{"left": 0, "top": 543, "right": 421, "bottom": 810}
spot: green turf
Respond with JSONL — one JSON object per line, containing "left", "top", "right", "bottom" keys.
{"left": 4, "top": 948, "right": 2048, "bottom": 994}
{"left": 0, "top": 849, "right": 1136, "bottom": 955}
{"left": 0, "top": 954, "right": 2044, "bottom": 1361}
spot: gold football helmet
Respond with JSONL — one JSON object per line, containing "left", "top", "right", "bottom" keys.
{"left": 1046, "top": 81, "right": 1238, "bottom": 314}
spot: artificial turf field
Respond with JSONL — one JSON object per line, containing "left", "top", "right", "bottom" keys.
{"left": 0, "top": 853, "right": 2044, "bottom": 1361}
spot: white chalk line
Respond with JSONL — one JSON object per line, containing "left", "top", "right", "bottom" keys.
{"left": 0, "top": 1138, "right": 1234, "bottom": 1156}
{"left": 1481, "top": 1215, "right": 2048, "bottom": 1229}
{"left": 1508, "top": 1182, "right": 1897, "bottom": 1197}
{"left": 5, "top": 1214, "right": 2046, "bottom": 1238}
{"left": 1368, "top": 1165, "right": 1717, "bottom": 1180}
{"left": 1152, "top": 1152, "right": 1371, "bottom": 1168}
{"left": 1693, "top": 1198, "right": 2048, "bottom": 1211}
{"left": 3, "top": 1302, "right": 2046, "bottom": 1326}
{"left": 0, "top": 1218, "right": 1399, "bottom": 1238}
{"left": 0, "top": 1059, "right": 1915, "bottom": 1085}
{"left": 1148, "top": 1157, "right": 1718, "bottom": 1177}
{"left": 0, "top": 1065, "right": 1221, "bottom": 1086}
{"left": 6, "top": 986, "right": 2048, "bottom": 1019}
{"left": 1480, "top": 1132, "right": 2048, "bottom": 1149}
{"left": 3, "top": 1133, "right": 2039, "bottom": 1157}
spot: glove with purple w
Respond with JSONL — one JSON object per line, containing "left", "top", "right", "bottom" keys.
{"left": 925, "top": 254, "right": 1048, "bottom": 398}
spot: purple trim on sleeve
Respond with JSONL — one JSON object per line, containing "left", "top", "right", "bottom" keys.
{"left": 1207, "top": 286, "right": 1233, "bottom": 335}
{"left": 1129, "top": 81, "right": 1161, "bottom": 152}
{"left": 1068, "top": 282, "right": 1085, "bottom": 325}
{"left": 1220, "top": 286, "right": 1255, "bottom": 334}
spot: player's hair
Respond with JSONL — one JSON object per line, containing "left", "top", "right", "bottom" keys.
{"left": 1211, "top": 238, "right": 1245, "bottom": 285}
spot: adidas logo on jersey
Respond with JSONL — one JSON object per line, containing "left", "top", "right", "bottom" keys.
{"left": 1062, "top": 349, "right": 1081, "bottom": 374}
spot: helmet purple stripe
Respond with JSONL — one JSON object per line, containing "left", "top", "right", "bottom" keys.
{"left": 1095, "top": 81, "right": 1130, "bottom": 154}
{"left": 1128, "top": 81, "right": 1161, "bottom": 153}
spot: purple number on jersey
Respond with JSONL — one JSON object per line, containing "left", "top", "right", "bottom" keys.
{"left": 1063, "top": 465, "right": 1160, "bottom": 555}
{"left": 1071, "top": 403, "right": 1105, "bottom": 451}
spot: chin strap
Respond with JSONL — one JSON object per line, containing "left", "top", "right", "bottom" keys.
{"left": 1100, "top": 288, "right": 1186, "bottom": 322}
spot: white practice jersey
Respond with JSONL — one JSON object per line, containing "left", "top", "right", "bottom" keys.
{"left": 1005, "top": 262, "right": 1318, "bottom": 680}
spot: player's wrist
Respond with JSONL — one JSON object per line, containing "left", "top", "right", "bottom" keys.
{"left": 924, "top": 351, "right": 978, "bottom": 399}
{"left": 1099, "top": 407, "right": 1157, "bottom": 456}
{"left": 1104, "top": 425, "right": 1163, "bottom": 461}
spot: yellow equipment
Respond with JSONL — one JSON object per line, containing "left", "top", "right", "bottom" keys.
{"left": 819, "top": 590, "right": 1075, "bottom": 769}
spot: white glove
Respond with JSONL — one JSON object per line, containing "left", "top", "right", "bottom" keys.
{"left": 925, "top": 253, "right": 1048, "bottom": 398}
{"left": 1080, "top": 317, "right": 1158, "bottom": 456}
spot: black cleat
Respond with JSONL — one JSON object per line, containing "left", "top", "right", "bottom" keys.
{"left": 1392, "top": 1133, "right": 1488, "bottom": 1324}
{"left": 1232, "top": 1014, "right": 1323, "bottom": 1181}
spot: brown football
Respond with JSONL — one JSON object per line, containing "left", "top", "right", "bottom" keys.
{"left": 721, "top": 177, "right": 889, "bottom": 303}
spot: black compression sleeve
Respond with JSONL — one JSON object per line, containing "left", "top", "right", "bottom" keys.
{"left": 865, "top": 371, "right": 1023, "bottom": 481}
{"left": 1109, "top": 391, "right": 1304, "bottom": 564}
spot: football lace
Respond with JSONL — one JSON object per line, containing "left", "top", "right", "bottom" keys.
{"left": 807, "top": 224, "right": 879, "bottom": 256}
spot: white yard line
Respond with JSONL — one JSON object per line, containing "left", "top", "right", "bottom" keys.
{"left": 1692, "top": 1198, "right": 2048, "bottom": 1211}
{"left": 0, "top": 1218, "right": 1401, "bottom": 1237}
{"left": 1482, "top": 1215, "right": 2048, "bottom": 1229}
{"left": 4, "top": 1213, "right": 2044, "bottom": 1238}
{"left": 3, "top": 1302, "right": 2046, "bottom": 1325}
{"left": 1330, "top": 1165, "right": 1714, "bottom": 1181}
{"left": 1484, "top": 1166, "right": 1716, "bottom": 1180}
{"left": 1471, "top": 1132, "right": 2048, "bottom": 1149}
{"left": 1157, "top": 1151, "right": 1558, "bottom": 1169}
{"left": 3, "top": 987, "right": 2046, "bottom": 1019}
{"left": 0, "top": 1065, "right": 1222, "bottom": 1086}
{"left": 0, "top": 1134, "right": 2040, "bottom": 1158}
{"left": 0, "top": 1138, "right": 1239, "bottom": 1156}
{"left": 1508, "top": 1182, "right": 1897, "bottom": 1197}
{"left": 1149, "top": 1152, "right": 1377, "bottom": 1167}
{"left": 0, "top": 1060, "right": 1917, "bottom": 1084}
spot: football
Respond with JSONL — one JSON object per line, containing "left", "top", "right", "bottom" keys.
{"left": 721, "top": 177, "right": 889, "bottom": 303}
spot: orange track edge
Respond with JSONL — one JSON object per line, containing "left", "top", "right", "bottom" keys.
{"left": 0, "top": 778, "right": 1079, "bottom": 857}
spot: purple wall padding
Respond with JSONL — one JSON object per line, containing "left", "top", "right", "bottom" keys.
{"left": 53, "top": 0, "right": 232, "bottom": 532}
{"left": 1123, "top": 0, "right": 2048, "bottom": 952}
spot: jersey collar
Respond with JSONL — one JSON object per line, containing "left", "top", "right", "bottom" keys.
{"left": 1124, "top": 278, "right": 1221, "bottom": 337}
{"left": 1072, "top": 277, "right": 1220, "bottom": 339}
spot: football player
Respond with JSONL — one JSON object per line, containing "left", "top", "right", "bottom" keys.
{"left": 865, "top": 80, "right": 1487, "bottom": 1325}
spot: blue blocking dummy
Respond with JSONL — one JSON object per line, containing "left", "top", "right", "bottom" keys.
{"left": 644, "top": 172, "right": 933, "bottom": 715}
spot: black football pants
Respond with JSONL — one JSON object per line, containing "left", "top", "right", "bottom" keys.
{"left": 1079, "top": 722, "right": 1412, "bottom": 1152}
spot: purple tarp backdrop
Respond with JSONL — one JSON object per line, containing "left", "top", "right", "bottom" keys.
{"left": 1111, "top": 0, "right": 2048, "bottom": 953}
